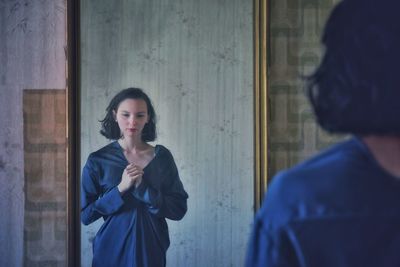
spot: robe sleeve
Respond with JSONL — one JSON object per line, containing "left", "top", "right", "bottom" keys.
{"left": 132, "top": 149, "right": 188, "bottom": 221}
{"left": 80, "top": 155, "right": 125, "bottom": 225}
{"left": 245, "top": 218, "right": 301, "bottom": 267}
{"left": 245, "top": 172, "right": 302, "bottom": 267}
{"left": 245, "top": 218, "right": 271, "bottom": 267}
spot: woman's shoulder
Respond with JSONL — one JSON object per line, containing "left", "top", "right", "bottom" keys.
{"left": 154, "top": 144, "right": 170, "bottom": 154}
{"left": 154, "top": 144, "right": 176, "bottom": 161}
{"left": 87, "top": 141, "right": 119, "bottom": 161}
{"left": 272, "top": 137, "right": 358, "bottom": 177}
{"left": 258, "top": 137, "right": 368, "bottom": 226}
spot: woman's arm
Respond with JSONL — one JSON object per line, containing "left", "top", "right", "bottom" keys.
{"left": 80, "top": 156, "right": 125, "bottom": 225}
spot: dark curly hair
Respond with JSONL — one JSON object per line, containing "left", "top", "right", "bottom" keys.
{"left": 306, "top": 0, "right": 400, "bottom": 135}
{"left": 100, "top": 88, "right": 157, "bottom": 141}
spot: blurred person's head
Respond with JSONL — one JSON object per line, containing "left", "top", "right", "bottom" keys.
{"left": 307, "top": 0, "right": 400, "bottom": 135}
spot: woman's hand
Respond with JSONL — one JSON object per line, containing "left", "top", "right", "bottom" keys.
{"left": 117, "top": 164, "right": 144, "bottom": 194}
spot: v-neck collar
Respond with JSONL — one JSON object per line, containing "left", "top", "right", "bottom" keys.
{"left": 114, "top": 141, "right": 159, "bottom": 170}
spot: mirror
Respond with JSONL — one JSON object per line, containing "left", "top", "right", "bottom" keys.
{"left": 78, "top": 0, "right": 260, "bottom": 266}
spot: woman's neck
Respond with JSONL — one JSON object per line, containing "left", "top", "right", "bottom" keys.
{"left": 362, "top": 135, "right": 400, "bottom": 178}
{"left": 119, "top": 137, "right": 146, "bottom": 152}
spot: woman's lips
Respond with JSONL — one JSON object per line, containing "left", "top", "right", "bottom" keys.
{"left": 128, "top": 128, "right": 137, "bottom": 132}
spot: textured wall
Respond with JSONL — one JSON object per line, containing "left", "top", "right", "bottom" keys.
{"left": 80, "top": 0, "right": 254, "bottom": 266}
{"left": 268, "top": 0, "right": 345, "bottom": 177}
{"left": 0, "top": 0, "right": 67, "bottom": 266}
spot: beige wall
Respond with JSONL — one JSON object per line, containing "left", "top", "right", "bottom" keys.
{"left": 80, "top": 0, "right": 254, "bottom": 266}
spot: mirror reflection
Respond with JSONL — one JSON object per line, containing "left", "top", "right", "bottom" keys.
{"left": 81, "top": 88, "right": 189, "bottom": 267}
{"left": 80, "top": 0, "right": 254, "bottom": 266}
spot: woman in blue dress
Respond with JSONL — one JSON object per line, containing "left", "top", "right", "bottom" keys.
{"left": 81, "top": 88, "right": 188, "bottom": 267}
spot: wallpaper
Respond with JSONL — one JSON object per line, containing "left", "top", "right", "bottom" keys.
{"left": 268, "top": 0, "right": 345, "bottom": 178}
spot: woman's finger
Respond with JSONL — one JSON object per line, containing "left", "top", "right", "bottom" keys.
{"left": 128, "top": 171, "right": 144, "bottom": 178}
{"left": 126, "top": 164, "right": 135, "bottom": 170}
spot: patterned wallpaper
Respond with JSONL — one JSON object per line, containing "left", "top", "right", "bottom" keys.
{"left": 268, "top": 0, "right": 345, "bottom": 178}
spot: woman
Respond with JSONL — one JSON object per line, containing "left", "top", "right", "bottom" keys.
{"left": 246, "top": 0, "right": 400, "bottom": 266}
{"left": 81, "top": 88, "right": 188, "bottom": 267}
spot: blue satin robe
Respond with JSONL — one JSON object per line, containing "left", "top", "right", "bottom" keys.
{"left": 81, "top": 142, "right": 188, "bottom": 267}
{"left": 246, "top": 137, "right": 400, "bottom": 267}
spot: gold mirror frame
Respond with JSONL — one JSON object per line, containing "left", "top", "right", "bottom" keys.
{"left": 66, "top": 0, "right": 269, "bottom": 265}
{"left": 254, "top": 0, "right": 269, "bottom": 211}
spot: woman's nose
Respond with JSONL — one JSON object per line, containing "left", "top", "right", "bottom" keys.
{"left": 129, "top": 117, "right": 137, "bottom": 125}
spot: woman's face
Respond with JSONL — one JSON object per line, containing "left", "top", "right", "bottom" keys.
{"left": 114, "top": 98, "right": 149, "bottom": 139}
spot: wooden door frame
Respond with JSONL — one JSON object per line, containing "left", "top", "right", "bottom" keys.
{"left": 67, "top": 0, "right": 80, "bottom": 266}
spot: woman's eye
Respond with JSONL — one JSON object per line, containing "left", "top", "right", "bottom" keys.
{"left": 122, "top": 114, "right": 129, "bottom": 117}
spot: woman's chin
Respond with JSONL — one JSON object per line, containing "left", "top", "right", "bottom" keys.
{"left": 124, "top": 131, "right": 140, "bottom": 138}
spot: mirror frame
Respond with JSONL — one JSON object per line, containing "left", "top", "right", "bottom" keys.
{"left": 254, "top": 0, "right": 269, "bottom": 211}
{"left": 67, "top": 0, "right": 80, "bottom": 266}
{"left": 66, "top": 0, "right": 269, "bottom": 265}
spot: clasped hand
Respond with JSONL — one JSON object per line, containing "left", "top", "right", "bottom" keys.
{"left": 117, "top": 164, "right": 144, "bottom": 194}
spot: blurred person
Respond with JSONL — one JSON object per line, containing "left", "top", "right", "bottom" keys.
{"left": 246, "top": 0, "right": 400, "bottom": 266}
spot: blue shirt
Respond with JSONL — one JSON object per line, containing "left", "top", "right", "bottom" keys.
{"left": 81, "top": 142, "right": 188, "bottom": 267}
{"left": 246, "top": 137, "right": 400, "bottom": 267}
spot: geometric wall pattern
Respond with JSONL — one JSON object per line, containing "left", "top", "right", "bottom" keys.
{"left": 23, "top": 90, "right": 67, "bottom": 267}
{"left": 269, "top": 0, "right": 345, "bottom": 178}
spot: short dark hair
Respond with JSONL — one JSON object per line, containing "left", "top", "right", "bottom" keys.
{"left": 306, "top": 0, "right": 400, "bottom": 135}
{"left": 100, "top": 88, "right": 157, "bottom": 141}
